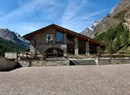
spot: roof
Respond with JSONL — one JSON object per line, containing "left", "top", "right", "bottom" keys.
{"left": 23, "top": 24, "right": 106, "bottom": 48}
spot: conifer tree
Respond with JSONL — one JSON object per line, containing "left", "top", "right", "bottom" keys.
{"left": 122, "top": 29, "right": 129, "bottom": 45}
{"left": 114, "top": 36, "right": 121, "bottom": 51}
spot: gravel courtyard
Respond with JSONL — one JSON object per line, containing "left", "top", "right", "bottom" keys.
{"left": 0, "top": 64, "right": 130, "bottom": 95}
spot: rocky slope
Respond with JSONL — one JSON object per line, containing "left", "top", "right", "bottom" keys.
{"left": 81, "top": 20, "right": 101, "bottom": 37}
{"left": 0, "top": 28, "right": 29, "bottom": 49}
{"left": 81, "top": 0, "right": 130, "bottom": 52}
{"left": 82, "top": 0, "right": 130, "bottom": 38}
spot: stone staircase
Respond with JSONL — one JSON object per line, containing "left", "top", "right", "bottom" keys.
{"left": 69, "top": 59, "right": 97, "bottom": 65}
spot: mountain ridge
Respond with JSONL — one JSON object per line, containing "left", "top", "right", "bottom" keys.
{"left": 82, "top": 0, "right": 130, "bottom": 52}
{"left": 81, "top": 0, "right": 130, "bottom": 38}
{"left": 0, "top": 28, "right": 29, "bottom": 49}
{"left": 0, "top": 28, "right": 29, "bottom": 56}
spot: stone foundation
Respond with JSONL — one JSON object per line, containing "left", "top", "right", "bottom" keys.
{"left": 18, "top": 60, "right": 69, "bottom": 67}
{"left": 99, "top": 59, "right": 130, "bottom": 65}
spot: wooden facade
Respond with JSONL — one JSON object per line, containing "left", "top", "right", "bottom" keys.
{"left": 23, "top": 24, "right": 106, "bottom": 58}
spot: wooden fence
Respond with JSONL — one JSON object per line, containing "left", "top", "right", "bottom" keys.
{"left": 97, "top": 51, "right": 130, "bottom": 62}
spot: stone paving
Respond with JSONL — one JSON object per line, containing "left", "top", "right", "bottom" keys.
{"left": 0, "top": 64, "right": 130, "bottom": 95}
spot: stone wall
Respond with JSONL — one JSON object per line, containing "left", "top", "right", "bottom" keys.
{"left": 18, "top": 60, "right": 69, "bottom": 67}
{"left": 30, "top": 28, "right": 66, "bottom": 55}
{"left": 99, "top": 59, "right": 130, "bottom": 65}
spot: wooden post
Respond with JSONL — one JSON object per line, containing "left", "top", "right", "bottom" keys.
{"left": 26, "top": 53, "right": 32, "bottom": 67}
{"left": 44, "top": 53, "right": 47, "bottom": 61}
{"left": 110, "top": 52, "right": 112, "bottom": 60}
{"left": 109, "top": 52, "right": 112, "bottom": 63}
{"left": 56, "top": 51, "right": 58, "bottom": 61}
{"left": 129, "top": 53, "right": 130, "bottom": 60}
{"left": 28, "top": 58, "right": 32, "bottom": 67}
{"left": 16, "top": 51, "right": 19, "bottom": 63}
{"left": 122, "top": 51, "right": 124, "bottom": 63}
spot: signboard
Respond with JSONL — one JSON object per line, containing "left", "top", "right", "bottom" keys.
{"left": 61, "top": 44, "right": 67, "bottom": 49}
{"left": 5, "top": 52, "right": 17, "bottom": 59}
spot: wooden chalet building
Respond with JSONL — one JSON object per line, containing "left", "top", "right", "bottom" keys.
{"left": 23, "top": 24, "right": 106, "bottom": 58}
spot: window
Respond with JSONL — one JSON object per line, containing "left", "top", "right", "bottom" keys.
{"left": 46, "top": 34, "right": 54, "bottom": 42}
{"left": 56, "top": 31, "right": 63, "bottom": 42}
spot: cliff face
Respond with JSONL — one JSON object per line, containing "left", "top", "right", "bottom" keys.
{"left": 82, "top": 0, "right": 130, "bottom": 38}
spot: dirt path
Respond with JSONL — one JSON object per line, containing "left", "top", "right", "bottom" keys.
{"left": 0, "top": 65, "right": 130, "bottom": 95}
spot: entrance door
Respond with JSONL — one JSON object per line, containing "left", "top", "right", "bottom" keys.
{"left": 45, "top": 48, "right": 63, "bottom": 58}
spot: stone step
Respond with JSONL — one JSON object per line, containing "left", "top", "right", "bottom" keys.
{"left": 46, "top": 57, "right": 67, "bottom": 61}
{"left": 69, "top": 59, "right": 97, "bottom": 65}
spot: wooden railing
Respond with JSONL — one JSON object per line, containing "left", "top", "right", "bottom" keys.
{"left": 98, "top": 52, "right": 130, "bottom": 61}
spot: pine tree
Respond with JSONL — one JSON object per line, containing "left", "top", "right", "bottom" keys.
{"left": 113, "top": 36, "right": 121, "bottom": 51}
{"left": 122, "top": 29, "right": 129, "bottom": 45}
{"left": 107, "top": 41, "right": 113, "bottom": 52}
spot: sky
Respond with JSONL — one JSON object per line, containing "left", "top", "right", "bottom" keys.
{"left": 0, "top": 0, "right": 120, "bottom": 36}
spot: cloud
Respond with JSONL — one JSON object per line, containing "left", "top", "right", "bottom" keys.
{"left": 0, "top": 0, "right": 62, "bottom": 35}
{"left": 14, "top": 22, "right": 44, "bottom": 35}
{"left": 0, "top": 0, "right": 58, "bottom": 22}
{"left": 60, "top": 0, "right": 87, "bottom": 25}
{"left": 0, "top": 0, "right": 110, "bottom": 35}
{"left": 59, "top": 0, "right": 108, "bottom": 32}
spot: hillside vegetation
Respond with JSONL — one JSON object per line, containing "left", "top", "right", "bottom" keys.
{"left": 86, "top": 0, "right": 130, "bottom": 53}
{"left": 94, "top": 22, "right": 130, "bottom": 52}
{"left": 0, "top": 37, "right": 25, "bottom": 57}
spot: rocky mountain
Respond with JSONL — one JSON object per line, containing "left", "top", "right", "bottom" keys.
{"left": 81, "top": 0, "right": 130, "bottom": 52}
{"left": 0, "top": 28, "right": 29, "bottom": 49}
{"left": 81, "top": 20, "right": 101, "bottom": 37}
{"left": 82, "top": 0, "right": 130, "bottom": 38}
